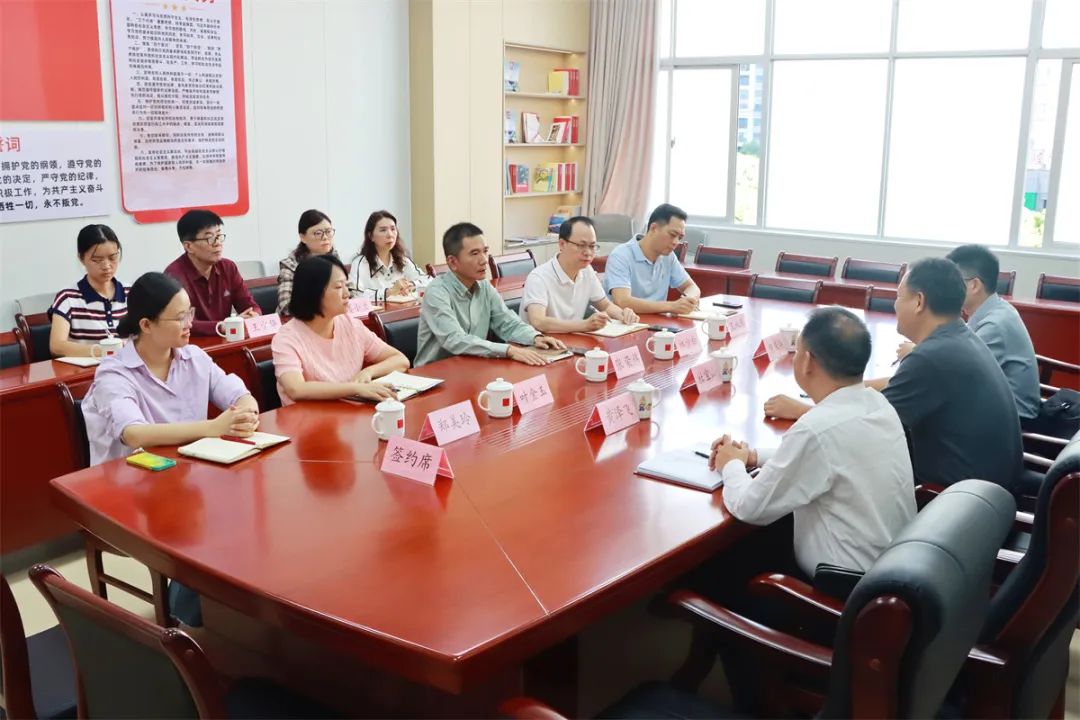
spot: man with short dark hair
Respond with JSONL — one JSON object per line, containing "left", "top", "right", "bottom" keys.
{"left": 164, "top": 209, "right": 259, "bottom": 336}
{"left": 603, "top": 203, "right": 701, "bottom": 314}
{"left": 521, "top": 216, "right": 638, "bottom": 334}
{"left": 763, "top": 258, "right": 1023, "bottom": 493}
{"left": 415, "top": 222, "right": 566, "bottom": 367}
{"left": 710, "top": 307, "right": 915, "bottom": 577}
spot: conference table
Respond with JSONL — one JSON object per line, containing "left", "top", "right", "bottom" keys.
{"left": 47, "top": 296, "right": 905, "bottom": 713}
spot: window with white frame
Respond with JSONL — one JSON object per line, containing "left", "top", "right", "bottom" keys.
{"left": 649, "top": 0, "right": 1080, "bottom": 249}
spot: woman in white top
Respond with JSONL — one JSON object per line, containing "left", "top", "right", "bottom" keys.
{"left": 350, "top": 210, "right": 431, "bottom": 303}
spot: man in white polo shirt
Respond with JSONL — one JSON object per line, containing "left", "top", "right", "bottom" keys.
{"left": 521, "top": 217, "right": 638, "bottom": 333}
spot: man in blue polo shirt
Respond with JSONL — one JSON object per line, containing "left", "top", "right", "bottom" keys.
{"left": 603, "top": 203, "right": 701, "bottom": 315}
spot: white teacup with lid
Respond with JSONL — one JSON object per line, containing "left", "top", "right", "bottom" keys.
{"left": 711, "top": 348, "right": 739, "bottom": 382}
{"left": 575, "top": 348, "right": 610, "bottom": 382}
{"left": 216, "top": 314, "right": 245, "bottom": 342}
{"left": 477, "top": 377, "right": 514, "bottom": 418}
{"left": 700, "top": 313, "right": 728, "bottom": 341}
{"left": 371, "top": 399, "right": 406, "bottom": 440}
{"left": 780, "top": 323, "right": 799, "bottom": 353}
{"left": 627, "top": 378, "right": 661, "bottom": 419}
{"left": 645, "top": 330, "right": 676, "bottom": 360}
{"left": 90, "top": 335, "right": 123, "bottom": 359}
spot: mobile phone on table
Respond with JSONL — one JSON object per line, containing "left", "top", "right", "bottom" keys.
{"left": 712, "top": 300, "right": 744, "bottom": 310}
{"left": 126, "top": 451, "right": 176, "bottom": 471}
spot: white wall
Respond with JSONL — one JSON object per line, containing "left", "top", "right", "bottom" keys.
{"left": 694, "top": 226, "right": 1080, "bottom": 298}
{"left": 0, "top": 0, "right": 411, "bottom": 322}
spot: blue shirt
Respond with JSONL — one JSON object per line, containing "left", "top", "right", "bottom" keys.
{"left": 968, "top": 294, "right": 1040, "bottom": 420}
{"left": 603, "top": 237, "right": 690, "bottom": 302}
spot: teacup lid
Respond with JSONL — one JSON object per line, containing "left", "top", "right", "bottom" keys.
{"left": 585, "top": 348, "right": 608, "bottom": 358}
{"left": 654, "top": 329, "right": 675, "bottom": 337}
{"left": 487, "top": 377, "right": 513, "bottom": 391}
{"left": 627, "top": 378, "right": 655, "bottom": 391}
{"left": 711, "top": 348, "right": 736, "bottom": 357}
{"left": 376, "top": 399, "right": 405, "bottom": 411}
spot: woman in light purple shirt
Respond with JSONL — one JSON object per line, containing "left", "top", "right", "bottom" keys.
{"left": 82, "top": 272, "right": 259, "bottom": 466}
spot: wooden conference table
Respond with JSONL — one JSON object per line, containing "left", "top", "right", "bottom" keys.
{"left": 48, "top": 296, "right": 905, "bottom": 705}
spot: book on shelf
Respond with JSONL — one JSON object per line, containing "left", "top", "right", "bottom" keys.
{"left": 506, "top": 234, "right": 558, "bottom": 246}
{"left": 529, "top": 162, "right": 577, "bottom": 194}
{"left": 552, "top": 114, "right": 579, "bottom": 144}
{"left": 547, "top": 121, "right": 568, "bottom": 143}
{"left": 547, "top": 204, "right": 582, "bottom": 233}
{"left": 504, "top": 110, "right": 519, "bottom": 143}
{"left": 533, "top": 165, "right": 554, "bottom": 193}
{"left": 522, "top": 112, "right": 543, "bottom": 143}
{"left": 548, "top": 69, "right": 572, "bottom": 95}
{"left": 504, "top": 60, "right": 520, "bottom": 92}
{"left": 515, "top": 164, "right": 530, "bottom": 193}
{"left": 553, "top": 67, "right": 581, "bottom": 95}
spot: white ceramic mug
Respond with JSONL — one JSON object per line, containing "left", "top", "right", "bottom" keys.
{"left": 711, "top": 349, "right": 740, "bottom": 382}
{"left": 215, "top": 315, "right": 245, "bottom": 343}
{"left": 90, "top": 336, "right": 123, "bottom": 359}
{"left": 700, "top": 314, "right": 728, "bottom": 341}
{"left": 627, "top": 379, "right": 661, "bottom": 420}
{"left": 371, "top": 399, "right": 406, "bottom": 440}
{"left": 780, "top": 324, "right": 799, "bottom": 353}
{"left": 575, "top": 349, "right": 609, "bottom": 382}
{"left": 476, "top": 377, "right": 514, "bottom": 418}
{"left": 645, "top": 331, "right": 676, "bottom": 360}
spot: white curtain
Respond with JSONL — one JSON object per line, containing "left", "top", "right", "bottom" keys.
{"left": 584, "top": 0, "right": 658, "bottom": 219}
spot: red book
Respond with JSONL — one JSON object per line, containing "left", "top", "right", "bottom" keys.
{"left": 570, "top": 115, "right": 579, "bottom": 144}
{"left": 554, "top": 68, "right": 580, "bottom": 96}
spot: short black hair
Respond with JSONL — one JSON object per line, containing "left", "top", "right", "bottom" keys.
{"left": 558, "top": 216, "right": 595, "bottom": 241}
{"left": 800, "top": 306, "right": 872, "bottom": 380}
{"left": 647, "top": 203, "right": 688, "bottom": 230}
{"left": 289, "top": 254, "right": 348, "bottom": 321}
{"left": 76, "top": 224, "right": 121, "bottom": 258}
{"left": 442, "top": 222, "right": 484, "bottom": 260}
{"left": 905, "top": 257, "right": 966, "bottom": 317}
{"left": 177, "top": 209, "right": 224, "bottom": 243}
{"left": 116, "top": 272, "right": 182, "bottom": 338}
{"left": 945, "top": 244, "right": 999, "bottom": 293}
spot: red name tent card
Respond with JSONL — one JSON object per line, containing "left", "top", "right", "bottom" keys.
{"left": 583, "top": 392, "right": 638, "bottom": 435}
{"left": 681, "top": 359, "right": 724, "bottom": 393}
{"left": 610, "top": 346, "right": 645, "bottom": 379}
{"left": 727, "top": 312, "right": 749, "bottom": 337}
{"left": 674, "top": 328, "right": 703, "bottom": 357}
{"left": 514, "top": 374, "right": 554, "bottom": 414}
{"left": 244, "top": 314, "right": 281, "bottom": 339}
{"left": 418, "top": 400, "right": 480, "bottom": 446}
{"left": 380, "top": 436, "right": 453, "bottom": 485}
{"left": 346, "top": 298, "right": 373, "bottom": 318}
{"left": 753, "top": 332, "right": 789, "bottom": 363}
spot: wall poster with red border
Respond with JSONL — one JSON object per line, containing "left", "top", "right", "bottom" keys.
{"left": 109, "top": 0, "right": 248, "bottom": 223}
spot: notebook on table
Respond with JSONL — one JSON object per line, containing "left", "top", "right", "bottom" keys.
{"left": 178, "top": 432, "right": 290, "bottom": 465}
{"left": 536, "top": 347, "right": 574, "bottom": 363}
{"left": 577, "top": 321, "right": 649, "bottom": 338}
{"left": 56, "top": 356, "right": 100, "bottom": 367}
{"left": 385, "top": 293, "right": 418, "bottom": 304}
{"left": 373, "top": 371, "right": 444, "bottom": 401}
{"left": 635, "top": 445, "right": 723, "bottom": 492}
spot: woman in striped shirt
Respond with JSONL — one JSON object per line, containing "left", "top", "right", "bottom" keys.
{"left": 48, "top": 224, "right": 128, "bottom": 357}
{"left": 276, "top": 209, "right": 360, "bottom": 316}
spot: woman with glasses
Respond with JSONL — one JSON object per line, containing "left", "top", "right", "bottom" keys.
{"left": 81, "top": 271, "right": 259, "bottom": 466}
{"left": 47, "top": 224, "right": 129, "bottom": 358}
{"left": 350, "top": 210, "right": 431, "bottom": 303}
{"left": 276, "top": 209, "right": 360, "bottom": 315}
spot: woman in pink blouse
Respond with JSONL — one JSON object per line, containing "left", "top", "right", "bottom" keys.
{"left": 272, "top": 254, "right": 409, "bottom": 405}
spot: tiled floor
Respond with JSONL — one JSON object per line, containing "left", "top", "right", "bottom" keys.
{"left": 7, "top": 552, "right": 1080, "bottom": 718}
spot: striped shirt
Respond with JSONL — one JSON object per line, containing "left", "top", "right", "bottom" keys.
{"left": 48, "top": 276, "right": 127, "bottom": 343}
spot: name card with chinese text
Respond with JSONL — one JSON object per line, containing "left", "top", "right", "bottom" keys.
{"left": 244, "top": 314, "right": 281, "bottom": 339}
{"left": 673, "top": 328, "right": 702, "bottom": 357}
{"left": 726, "top": 312, "right": 749, "bottom": 337}
{"left": 346, "top": 297, "right": 373, "bottom": 318}
{"left": 681, "top": 359, "right": 723, "bottom": 392}
{"left": 753, "top": 332, "right": 788, "bottom": 363}
{"left": 609, "top": 346, "right": 645, "bottom": 379}
{"left": 583, "top": 392, "right": 639, "bottom": 435}
{"left": 418, "top": 400, "right": 480, "bottom": 445}
{"left": 513, "top": 374, "right": 554, "bottom": 414}
{"left": 380, "top": 436, "right": 454, "bottom": 485}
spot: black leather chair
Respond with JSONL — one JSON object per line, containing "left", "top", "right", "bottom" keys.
{"left": 693, "top": 246, "right": 752, "bottom": 269}
{"left": 1, "top": 328, "right": 29, "bottom": 368}
{"left": 749, "top": 275, "right": 821, "bottom": 304}
{"left": 866, "top": 286, "right": 897, "bottom": 314}
{"left": 997, "top": 270, "right": 1016, "bottom": 296}
{"left": 962, "top": 435, "right": 1080, "bottom": 719}
{"left": 0, "top": 574, "right": 77, "bottom": 719}
{"left": 29, "top": 565, "right": 336, "bottom": 719}
{"left": 15, "top": 312, "right": 51, "bottom": 362}
{"left": 504, "top": 297, "right": 523, "bottom": 316}
{"left": 246, "top": 278, "right": 279, "bottom": 316}
{"left": 774, "top": 251, "right": 837, "bottom": 278}
{"left": 490, "top": 250, "right": 537, "bottom": 280}
{"left": 241, "top": 346, "right": 281, "bottom": 412}
{"left": 841, "top": 257, "right": 906, "bottom": 284}
{"left": 371, "top": 313, "right": 421, "bottom": 366}
{"left": 502, "top": 481, "right": 1016, "bottom": 720}
{"left": 1035, "top": 273, "right": 1080, "bottom": 303}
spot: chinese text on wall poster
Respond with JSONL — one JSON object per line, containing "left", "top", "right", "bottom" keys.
{"left": 111, "top": 0, "right": 245, "bottom": 218}
{"left": 0, "top": 125, "right": 112, "bottom": 224}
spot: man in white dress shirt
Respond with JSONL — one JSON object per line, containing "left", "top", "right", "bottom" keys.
{"left": 710, "top": 306, "right": 916, "bottom": 578}
{"left": 521, "top": 217, "right": 638, "bottom": 333}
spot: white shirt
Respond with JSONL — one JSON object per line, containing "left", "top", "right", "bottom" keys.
{"left": 721, "top": 384, "right": 916, "bottom": 577}
{"left": 521, "top": 255, "right": 606, "bottom": 321}
{"left": 350, "top": 254, "right": 431, "bottom": 302}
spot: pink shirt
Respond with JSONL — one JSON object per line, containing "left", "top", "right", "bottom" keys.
{"left": 271, "top": 314, "right": 394, "bottom": 406}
